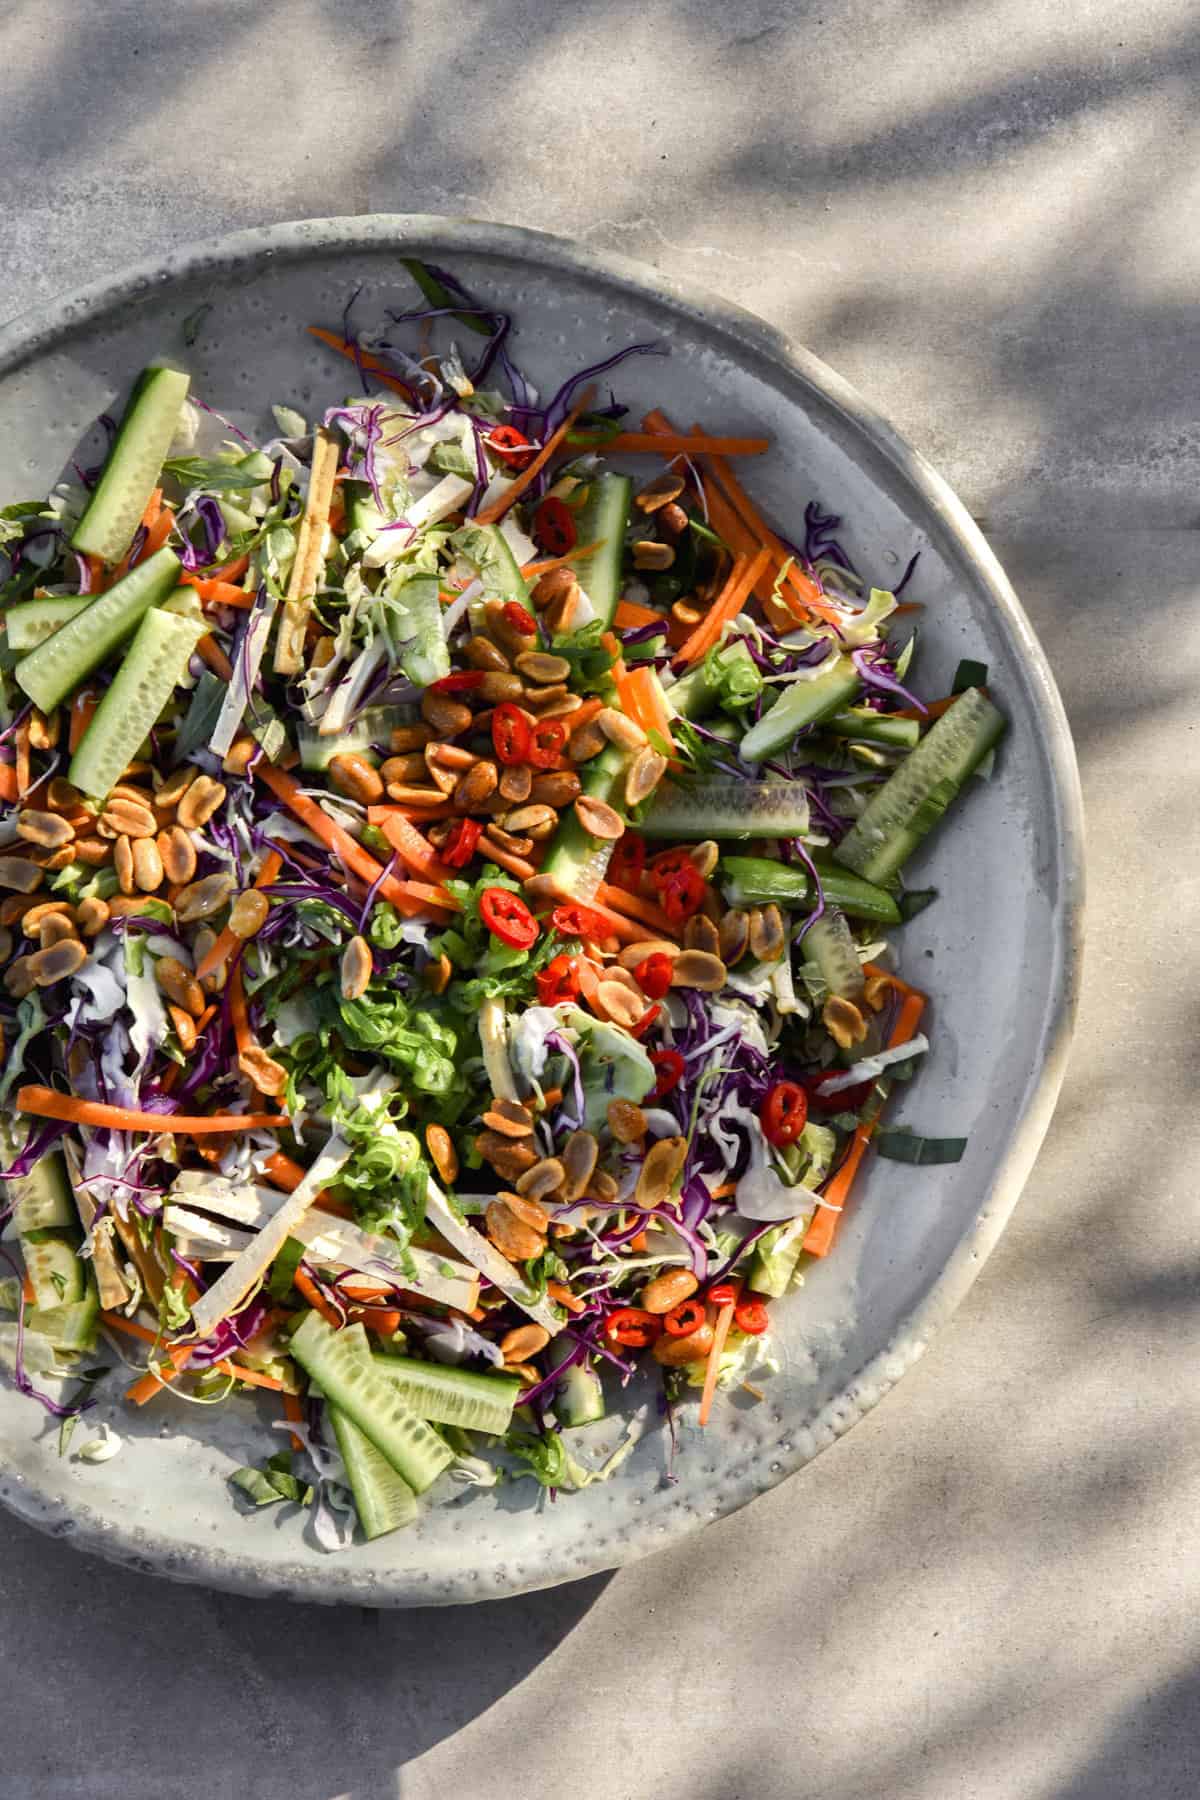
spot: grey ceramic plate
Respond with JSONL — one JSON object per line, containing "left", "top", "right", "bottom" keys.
{"left": 0, "top": 217, "right": 1083, "bottom": 1606}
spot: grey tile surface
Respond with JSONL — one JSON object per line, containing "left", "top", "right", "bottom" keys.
{"left": 1, "top": 2, "right": 1196, "bottom": 1796}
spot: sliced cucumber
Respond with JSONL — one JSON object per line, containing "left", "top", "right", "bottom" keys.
{"left": 450, "top": 523, "right": 529, "bottom": 605}
{"left": 15, "top": 547, "right": 182, "bottom": 714}
{"left": 5, "top": 597, "right": 90, "bottom": 651}
{"left": 541, "top": 744, "right": 626, "bottom": 897}
{"left": 824, "top": 707, "right": 920, "bottom": 749}
{"left": 20, "top": 1230, "right": 88, "bottom": 1310}
{"left": 834, "top": 688, "right": 1006, "bottom": 884}
{"left": 372, "top": 1353, "right": 521, "bottom": 1435}
{"left": 8, "top": 1151, "right": 77, "bottom": 1232}
{"left": 69, "top": 603, "right": 206, "bottom": 799}
{"left": 748, "top": 1217, "right": 811, "bottom": 1298}
{"left": 289, "top": 1313, "right": 453, "bottom": 1495}
{"left": 666, "top": 639, "right": 758, "bottom": 722}
{"left": 720, "top": 854, "right": 901, "bottom": 926}
{"left": 329, "top": 1404, "right": 417, "bottom": 1539}
{"left": 72, "top": 366, "right": 191, "bottom": 563}
{"left": 297, "top": 705, "right": 406, "bottom": 771}
{"left": 342, "top": 479, "right": 384, "bottom": 539}
{"left": 385, "top": 573, "right": 450, "bottom": 688}
{"left": 565, "top": 472, "right": 631, "bottom": 630}
{"left": 642, "top": 778, "right": 810, "bottom": 841}
{"left": 804, "top": 906, "right": 864, "bottom": 1000}
{"left": 27, "top": 1296, "right": 99, "bottom": 1354}
{"left": 557, "top": 1361, "right": 605, "bottom": 1427}
{"left": 739, "top": 656, "right": 861, "bottom": 763}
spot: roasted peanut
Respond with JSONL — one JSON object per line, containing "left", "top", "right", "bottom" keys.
{"left": 542, "top": 584, "right": 581, "bottom": 635}
{"left": 229, "top": 889, "right": 269, "bottom": 939}
{"left": 427, "top": 743, "right": 479, "bottom": 772}
{"left": 381, "top": 753, "right": 428, "bottom": 785}
{"left": 29, "top": 939, "right": 87, "bottom": 986}
{"left": 157, "top": 825, "right": 197, "bottom": 885}
{"left": 73, "top": 837, "right": 111, "bottom": 867}
{"left": 329, "top": 752, "right": 384, "bottom": 804}
{"left": 175, "top": 775, "right": 227, "bottom": 831}
{"left": 480, "top": 1098, "right": 534, "bottom": 1139}
{"left": 617, "top": 938, "right": 680, "bottom": 970}
{"left": 386, "top": 781, "right": 448, "bottom": 806}
{"left": 21, "top": 901, "right": 72, "bottom": 935}
{"left": 625, "top": 746, "right": 668, "bottom": 807}
{"left": 607, "top": 1099, "right": 647, "bottom": 1144}
{"left": 339, "top": 934, "right": 372, "bottom": 1001}
{"left": 26, "top": 707, "right": 59, "bottom": 751}
{"left": 131, "top": 837, "right": 164, "bottom": 892}
{"left": 536, "top": 694, "right": 584, "bottom": 720}
{"left": 497, "top": 1189, "right": 553, "bottom": 1234}
{"left": 560, "top": 1129, "right": 599, "bottom": 1202}
{"left": 389, "top": 724, "right": 434, "bottom": 753}
{"left": 485, "top": 1200, "right": 545, "bottom": 1262}
{"left": 718, "top": 908, "right": 750, "bottom": 965}
{"left": 75, "top": 896, "right": 111, "bottom": 937}
{"left": 463, "top": 635, "right": 511, "bottom": 673}
{"left": 0, "top": 857, "right": 44, "bottom": 894}
{"left": 454, "top": 760, "right": 499, "bottom": 809}
{"left": 420, "top": 692, "right": 473, "bottom": 736}
{"left": 531, "top": 565, "right": 579, "bottom": 611}
{"left": 653, "top": 1322, "right": 715, "bottom": 1366}
{"left": 503, "top": 1362, "right": 541, "bottom": 1387}
{"left": 502, "top": 803, "right": 557, "bottom": 838}
{"left": 3, "top": 955, "right": 36, "bottom": 998}
{"left": 528, "top": 770, "right": 581, "bottom": 808}
{"left": 485, "top": 598, "right": 537, "bottom": 657}
{"left": 16, "top": 809, "right": 73, "bottom": 849}
{"left": 100, "top": 797, "right": 157, "bottom": 839}
{"left": 632, "top": 540, "right": 674, "bottom": 571}
{"left": 175, "top": 872, "right": 235, "bottom": 923}
{"left": 0, "top": 927, "right": 13, "bottom": 961}
{"left": 635, "top": 471, "right": 685, "bottom": 513}
{"left": 594, "top": 979, "right": 644, "bottom": 1030}
{"left": 521, "top": 683, "right": 570, "bottom": 713}
{"left": 154, "top": 767, "right": 196, "bottom": 810}
{"left": 574, "top": 795, "right": 624, "bottom": 841}
{"left": 38, "top": 913, "right": 78, "bottom": 949}
{"left": 479, "top": 670, "right": 524, "bottom": 704}
{"left": 658, "top": 502, "right": 690, "bottom": 539}
{"left": 684, "top": 914, "right": 721, "bottom": 956}
{"left": 221, "top": 735, "right": 258, "bottom": 777}
{"left": 749, "top": 904, "right": 785, "bottom": 963}
{"left": 113, "top": 835, "right": 135, "bottom": 895}
{"left": 155, "top": 956, "right": 205, "bottom": 1017}
{"left": 589, "top": 1169, "right": 620, "bottom": 1204}
{"left": 670, "top": 599, "right": 703, "bottom": 629}
{"left": 107, "top": 895, "right": 170, "bottom": 920}
{"left": 670, "top": 949, "right": 727, "bottom": 991}
{"left": 514, "top": 650, "right": 570, "bottom": 685}
{"left": 689, "top": 840, "right": 720, "bottom": 879}
{"left": 45, "top": 777, "right": 85, "bottom": 815}
{"left": 596, "top": 706, "right": 647, "bottom": 752}
{"left": 25, "top": 843, "right": 75, "bottom": 872}
{"left": 823, "top": 994, "right": 868, "bottom": 1050}
{"left": 486, "top": 824, "right": 534, "bottom": 858}
{"left": 169, "top": 1005, "right": 198, "bottom": 1053}
{"left": 238, "top": 1046, "right": 288, "bottom": 1096}
{"left": 475, "top": 1134, "right": 539, "bottom": 1181}
{"left": 636, "top": 1135, "right": 687, "bottom": 1208}
{"left": 499, "top": 1323, "right": 550, "bottom": 1361}
{"left": 641, "top": 1268, "right": 699, "bottom": 1315}
{"left": 568, "top": 721, "right": 607, "bottom": 763}
{"left": 193, "top": 926, "right": 225, "bottom": 993}
{"left": 425, "top": 1123, "right": 458, "bottom": 1186}
{"left": 515, "top": 1157, "right": 565, "bottom": 1202}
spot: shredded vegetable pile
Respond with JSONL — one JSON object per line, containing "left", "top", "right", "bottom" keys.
{"left": 0, "top": 261, "right": 1001, "bottom": 1540}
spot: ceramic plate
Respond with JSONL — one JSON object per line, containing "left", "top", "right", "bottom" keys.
{"left": 0, "top": 217, "right": 1083, "bottom": 1605}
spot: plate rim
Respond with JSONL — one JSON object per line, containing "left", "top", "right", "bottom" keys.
{"left": 0, "top": 214, "right": 1085, "bottom": 1605}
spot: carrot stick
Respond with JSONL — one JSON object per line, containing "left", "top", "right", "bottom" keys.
{"left": 100, "top": 1312, "right": 162, "bottom": 1346}
{"left": 376, "top": 813, "right": 456, "bottom": 885}
{"left": 211, "top": 553, "right": 250, "bottom": 585}
{"left": 366, "top": 801, "right": 455, "bottom": 825}
{"left": 112, "top": 489, "right": 163, "bottom": 581}
{"left": 673, "top": 547, "right": 772, "bottom": 667}
{"left": 594, "top": 881, "right": 679, "bottom": 937}
{"left": 184, "top": 578, "right": 255, "bottom": 609}
{"left": 548, "top": 893, "right": 648, "bottom": 946}
{"left": 477, "top": 833, "right": 537, "bottom": 882}
{"left": 588, "top": 433, "right": 770, "bottom": 458}
{"left": 348, "top": 1304, "right": 404, "bottom": 1336}
{"left": 125, "top": 1344, "right": 194, "bottom": 1407}
{"left": 138, "top": 506, "right": 177, "bottom": 562}
{"left": 196, "top": 634, "right": 235, "bottom": 682}
{"left": 894, "top": 691, "right": 985, "bottom": 723}
{"left": 283, "top": 1390, "right": 305, "bottom": 1452}
{"left": 473, "top": 387, "right": 597, "bottom": 526}
{"left": 17, "top": 1085, "right": 282, "bottom": 1135}
{"left": 255, "top": 763, "right": 457, "bottom": 918}
{"left": 307, "top": 326, "right": 416, "bottom": 398}
{"left": 217, "top": 1360, "right": 285, "bottom": 1393}
{"left": 193, "top": 851, "right": 283, "bottom": 981}
{"left": 262, "top": 1149, "right": 353, "bottom": 1221}
{"left": 14, "top": 718, "right": 29, "bottom": 798}
{"left": 613, "top": 598, "right": 670, "bottom": 632}
{"left": 521, "top": 540, "right": 600, "bottom": 579}
{"left": 802, "top": 987, "right": 928, "bottom": 1258}
{"left": 699, "top": 1285, "right": 740, "bottom": 1427}
{"left": 228, "top": 962, "right": 252, "bottom": 1058}
{"left": 707, "top": 1180, "right": 738, "bottom": 1200}
{"left": 68, "top": 687, "right": 99, "bottom": 753}
{"left": 293, "top": 1266, "right": 342, "bottom": 1328}
{"left": 566, "top": 697, "right": 605, "bottom": 736}
{"left": 0, "top": 764, "right": 16, "bottom": 804}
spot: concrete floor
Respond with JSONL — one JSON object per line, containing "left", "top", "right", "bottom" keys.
{"left": 2, "top": 3, "right": 1198, "bottom": 1796}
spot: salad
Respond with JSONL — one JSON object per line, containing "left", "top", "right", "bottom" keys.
{"left": 0, "top": 261, "right": 1004, "bottom": 1542}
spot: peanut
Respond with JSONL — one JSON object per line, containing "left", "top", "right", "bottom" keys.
{"left": 381, "top": 753, "right": 429, "bottom": 784}
{"left": 531, "top": 566, "right": 579, "bottom": 611}
{"left": 632, "top": 540, "right": 674, "bottom": 571}
{"left": 475, "top": 1134, "right": 538, "bottom": 1181}
{"left": 528, "top": 770, "right": 581, "bottom": 808}
{"left": 420, "top": 692, "right": 473, "bottom": 736}
{"left": 175, "top": 872, "right": 235, "bottom": 923}
{"left": 573, "top": 795, "right": 624, "bottom": 841}
{"left": 624, "top": 746, "right": 668, "bottom": 807}
{"left": 596, "top": 706, "right": 647, "bottom": 752}
{"left": 155, "top": 956, "right": 205, "bottom": 1017}
{"left": 671, "top": 599, "right": 703, "bottom": 628}
{"left": 502, "top": 803, "right": 557, "bottom": 838}
{"left": 73, "top": 837, "right": 111, "bottom": 867}
{"left": 3, "top": 956, "right": 35, "bottom": 998}
{"left": 653, "top": 1322, "right": 715, "bottom": 1366}
{"left": 547, "top": 1280, "right": 585, "bottom": 1315}
{"left": 454, "top": 759, "right": 499, "bottom": 809}
{"left": 425, "top": 1123, "right": 458, "bottom": 1186}
{"left": 38, "top": 914, "right": 78, "bottom": 949}
{"left": 635, "top": 471, "right": 685, "bottom": 512}
{"left": 499, "top": 1323, "right": 550, "bottom": 1361}
{"left": 479, "top": 671, "right": 523, "bottom": 704}
{"left": 113, "top": 835, "right": 135, "bottom": 895}
{"left": 16, "top": 809, "right": 74, "bottom": 849}
{"left": 0, "top": 857, "right": 44, "bottom": 894}
{"left": 329, "top": 753, "right": 384, "bottom": 805}
{"left": 389, "top": 724, "right": 433, "bottom": 753}
{"left": 748, "top": 903, "right": 785, "bottom": 963}
{"left": 823, "top": 995, "right": 868, "bottom": 1050}
{"left": 640, "top": 1268, "right": 699, "bottom": 1315}
{"left": 463, "top": 635, "right": 510, "bottom": 673}
{"left": 75, "top": 896, "right": 110, "bottom": 937}
{"left": 515, "top": 1158, "right": 565, "bottom": 1202}
{"left": 157, "top": 825, "right": 197, "bottom": 885}
{"left": 480, "top": 1098, "right": 534, "bottom": 1139}
{"left": 670, "top": 950, "right": 727, "bottom": 991}
{"left": 423, "top": 952, "right": 452, "bottom": 994}
{"left": 154, "top": 767, "right": 197, "bottom": 810}
{"left": 339, "top": 934, "right": 372, "bottom": 1001}
{"left": 238, "top": 1046, "right": 289, "bottom": 1096}
{"left": 594, "top": 980, "right": 644, "bottom": 1030}
{"left": 21, "top": 901, "right": 73, "bottom": 934}
{"left": 658, "top": 502, "right": 690, "bottom": 538}
{"left": 684, "top": 914, "right": 721, "bottom": 957}
{"left": 169, "top": 1005, "right": 198, "bottom": 1053}
{"left": 229, "top": 889, "right": 269, "bottom": 939}
{"left": 617, "top": 938, "right": 680, "bottom": 971}
{"left": 485, "top": 1200, "right": 545, "bottom": 1262}
{"left": 100, "top": 797, "right": 157, "bottom": 839}
{"left": 688, "top": 840, "right": 719, "bottom": 878}
{"left": 568, "top": 721, "right": 607, "bottom": 763}
{"left": 27, "top": 707, "right": 59, "bottom": 751}
{"left": 635, "top": 1135, "right": 687, "bottom": 1209}
{"left": 607, "top": 1099, "right": 647, "bottom": 1144}
{"left": 497, "top": 1189, "right": 552, "bottom": 1232}
{"left": 514, "top": 650, "right": 570, "bottom": 685}
{"left": 718, "top": 908, "right": 750, "bottom": 966}
{"left": 221, "top": 736, "right": 258, "bottom": 777}
{"left": 560, "top": 1129, "right": 599, "bottom": 1202}
{"left": 29, "top": 939, "right": 87, "bottom": 986}
{"left": 131, "top": 837, "right": 164, "bottom": 892}
{"left": 175, "top": 775, "right": 226, "bottom": 831}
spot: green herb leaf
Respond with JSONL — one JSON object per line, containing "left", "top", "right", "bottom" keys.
{"left": 401, "top": 260, "right": 494, "bottom": 337}
{"left": 875, "top": 1129, "right": 967, "bottom": 1166}
{"left": 268, "top": 1236, "right": 306, "bottom": 1302}
{"left": 952, "top": 658, "right": 988, "bottom": 694}
{"left": 898, "top": 888, "right": 938, "bottom": 921}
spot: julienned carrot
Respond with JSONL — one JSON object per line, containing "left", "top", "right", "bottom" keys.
{"left": 566, "top": 697, "right": 604, "bottom": 736}
{"left": 349, "top": 1304, "right": 404, "bottom": 1336}
{"left": 125, "top": 1343, "right": 194, "bottom": 1407}
{"left": 69, "top": 687, "right": 99, "bottom": 753}
{"left": 587, "top": 432, "right": 770, "bottom": 458}
{"left": 293, "top": 1266, "right": 341, "bottom": 1327}
{"left": 894, "top": 691, "right": 985, "bottom": 724}
{"left": 254, "top": 763, "right": 457, "bottom": 919}
{"left": 100, "top": 1312, "right": 161, "bottom": 1346}
{"left": 707, "top": 1180, "right": 738, "bottom": 1201}
{"left": 376, "top": 813, "right": 456, "bottom": 886}
{"left": 217, "top": 1360, "right": 285, "bottom": 1393}
{"left": 0, "top": 764, "right": 16, "bottom": 804}
{"left": 556, "top": 893, "right": 647, "bottom": 947}
{"left": 228, "top": 962, "right": 252, "bottom": 1058}
{"left": 473, "top": 386, "right": 597, "bottom": 526}
{"left": 521, "top": 540, "right": 600, "bottom": 578}
{"left": 113, "top": 488, "right": 163, "bottom": 580}
{"left": 802, "top": 987, "right": 928, "bottom": 1259}
{"left": 262, "top": 1149, "right": 353, "bottom": 1221}
{"left": 308, "top": 326, "right": 415, "bottom": 399}
{"left": 194, "top": 851, "right": 284, "bottom": 981}
{"left": 283, "top": 1390, "right": 305, "bottom": 1452}
{"left": 127, "top": 1351, "right": 285, "bottom": 1406}
{"left": 594, "top": 881, "right": 679, "bottom": 938}
{"left": 138, "top": 505, "right": 177, "bottom": 562}
{"left": 673, "top": 547, "right": 773, "bottom": 667}
{"left": 699, "top": 1284, "right": 740, "bottom": 1427}
{"left": 14, "top": 718, "right": 29, "bottom": 799}
{"left": 623, "top": 665, "right": 678, "bottom": 748}
{"left": 477, "top": 832, "right": 536, "bottom": 882}
{"left": 16, "top": 1086, "right": 281, "bottom": 1135}
{"left": 184, "top": 578, "right": 255, "bottom": 609}
{"left": 196, "top": 633, "right": 235, "bottom": 682}
{"left": 613, "top": 598, "right": 670, "bottom": 633}
{"left": 366, "top": 801, "right": 455, "bottom": 826}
